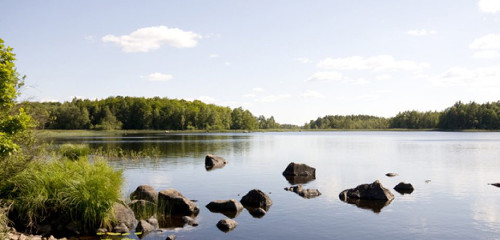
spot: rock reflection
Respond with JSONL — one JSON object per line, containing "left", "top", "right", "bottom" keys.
{"left": 206, "top": 208, "right": 242, "bottom": 218}
{"left": 245, "top": 206, "right": 270, "bottom": 218}
{"left": 339, "top": 197, "right": 393, "bottom": 213}
{"left": 394, "top": 188, "right": 414, "bottom": 195}
{"left": 284, "top": 175, "right": 316, "bottom": 185}
{"left": 157, "top": 214, "right": 199, "bottom": 229}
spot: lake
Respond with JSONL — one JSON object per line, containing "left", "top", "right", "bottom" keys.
{"left": 51, "top": 131, "right": 500, "bottom": 240}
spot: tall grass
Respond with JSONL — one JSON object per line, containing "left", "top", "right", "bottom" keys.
{"left": 90, "top": 146, "right": 162, "bottom": 160}
{"left": 59, "top": 144, "right": 89, "bottom": 160}
{"left": 0, "top": 206, "right": 8, "bottom": 238}
{"left": 7, "top": 158, "right": 123, "bottom": 232}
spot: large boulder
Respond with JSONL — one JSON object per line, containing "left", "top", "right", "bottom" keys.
{"left": 240, "top": 189, "right": 272, "bottom": 209}
{"left": 205, "top": 154, "right": 227, "bottom": 170}
{"left": 285, "top": 185, "right": 321, "bottom": 199}
{"left": 206, "top": 199, "right": 243, "bottom": 218}
{"left": 216, "top": 219, "right": 238, "bottom": 232}
{"left": 130, "top": 185, "right": 158, "bottom": 203}
{"left": 111, "top": 202, "right": 137, "bottom": 232}
{"left": 282, "top": 162, "right": 316, "bottom": 177}
{"left": 339, "top": 180, "right": 394, "bottom": 201}
{"left": 158, "top": 189, "right": 200, "bottom": 216}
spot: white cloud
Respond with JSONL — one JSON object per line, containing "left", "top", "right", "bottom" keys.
{"left": 406, "top": 29, "right": 437, "bottom": 36}
{"left": 257, "top": 94, "right": 291, "bottom": 103}
{"left": 317, "top": 55, "right": 429, "bottom": 72}
{"left": 224, "top": 61, "right": 231, "bottom": 66}
{"left": 470, "top": 34, "right": 500, "bottom": 50}
{"left": 102, "top": 26, "right": 201, "bottom": 53}
{"left": 141, "top": 72, "right": 173, "bottom": 82}
{"left": 301, "top": 90, "right": 325, "bottom": 99}
{"left": 473, "top": 50, "right": 500, "bottom": 59}
{"left": 243, "top": 93, "right": 256, "bottom": 98}
{"left": 306, "top": 71, "right": 343, "bottom": 82}
{"left": 295, "top": 57, "right": 312, "bottom": 64}
{"left": 430, "top": 66, "right": 500, "bottom": 87}
{"left": 209, "top": 54, "right": 220, "bottom": 58}
{"left": 479, "top": 0, "right": 500, "bottom": 13}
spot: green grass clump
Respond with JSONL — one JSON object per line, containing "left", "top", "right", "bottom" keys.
{"left": 59, "top": 144, "right": 89, "bottom": 160}
{"left": 7, "top": 158, "right": 123, "bottom": 232}
{"left": 91, "top": 146, "right": 162, "bottom": 160}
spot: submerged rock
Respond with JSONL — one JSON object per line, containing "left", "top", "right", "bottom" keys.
{"left": 205, "top": 154, "right": 227, "bottom": 170}
{"left": 394, "top": 182, "right": 414, "bottom": 194}
{"left": 282, "top": 162, "right": 316, "bottom": 177}
{"left": 339, "top": 180, "right": 394, "bottom": 201}
{"left": 158, "top": 189, "right": 200, "bottom": 216}
{"left": 240, "top": 189, "right": 273, "bottom": 209}
{"left": 284, "top": 185, "right": 321, "bottom": 199}
{"left": 216, "top": 219, "right": 238, "bottom": 232}
{"left": 130, "top": 185, "right": 158, "bottom": 203}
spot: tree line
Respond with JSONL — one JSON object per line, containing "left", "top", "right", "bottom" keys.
{"left": 18, "top": 99, "right": 500, "bottom": 131}
{"left": 17, "top": 97, "right": 283, "bottom": 131}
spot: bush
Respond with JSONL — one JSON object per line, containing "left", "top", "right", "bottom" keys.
{"left": 7, "top": 159, "right": 123, "bottom": 232}
{"left": 59, "top": 144, "right": 89, "bottom": 160}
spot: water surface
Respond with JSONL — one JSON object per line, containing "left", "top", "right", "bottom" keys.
{"left": 54, "top": 131, "right": 500, "bottom": 240}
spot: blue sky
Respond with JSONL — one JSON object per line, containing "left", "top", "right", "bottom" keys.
{"left": 2, "top": 0, "right": 500, "bottom": 125}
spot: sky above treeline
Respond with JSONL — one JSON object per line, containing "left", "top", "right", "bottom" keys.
{"left": 2, "top": 0, "right": 500, "bottom": 125}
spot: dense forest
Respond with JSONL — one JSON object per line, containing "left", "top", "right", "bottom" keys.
{"left": 18, "top": 98, "right": 500, "bottom": 130}
{"left": 17, "top": 97, "right": 281, "bottom": 131}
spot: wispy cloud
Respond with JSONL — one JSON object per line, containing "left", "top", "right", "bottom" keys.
{"left": 102, "top": 26, "right": 201, "bottom": 52}
{"left": 306, "top": 71, "right": 343, "bottom": 82}
{"left": 209, "top": 54, "right": 220, "bottom": 58}
{"left": 470, "top": 34, "right": 500, "bottom": 59}
{"left": 430, "top": 66, "right": 500, "bottom": 87}
{"left": 406, "top": 29, "right": 437, "bottom": 36}
{"left": 318, "top": 55, "right": 429, "bottom": 72}
{"left": 479, "top": 0, "right": 500, "bottom": 13}
{"left": 141, "top": 72, "right": 173, "bottom": 82}
{"left": 295, "top": 57, "right": 312, "bottom": 64}
{"left": 257, "top": 94, "right": 291, "bottom": 103}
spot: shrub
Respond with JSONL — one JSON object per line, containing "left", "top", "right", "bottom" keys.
{"left": 59, "top": 144, "right": 89, "bottom": 160}
{"left": 7, "top": 159, "right": 123, "bottom": 232}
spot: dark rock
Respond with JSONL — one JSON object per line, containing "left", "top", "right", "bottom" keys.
{"left": 385, "top": 173, "right": 398, "bottom": 177}
{"left": 394, "top": 182, "right": 414, "bottom": 194}
{"left": 147, "top": 217, "right": 159, "bottom": 230}
{"left": 284, "top": 175, "right": 316, "bottom": 185}
{"left": 166, "top": 234, "right": 176, "bottom": 240}
{"left": 64, "top": 221, "right": 80, "bottom": 235}
{"left": 489, "top": 183, "right": 500, "bottom": 188}
{"left": 206, "top": 199, "right": 243, "bottom": 212}
{"left": 205, "top": 154, "right": 227, "bottom": 170}
{"left": 425, "top": 180, "right": 431, "bottom": 183}
{"left": 112, "top": 202, "right": 137, "bottom": 231}
{"left": 182, "top": 216, "right": 199, "bottom": 227}
{"left": 282, "top": 162, "right": 316, "bottom": 177}
{"left": 128, "top": 199, "right": 156, "bottom": 219}
{"left": 216, "top": 219, "right": 238, "bottom": 232}
{"left": 158, "top": 189, "right": 200, "bottom": 216}
{"left": 113, "top": 222, "right": 129, "bottom": 233}
{"left": 248, "top": 207, "right": 267, "bottom": 218}
{"left": 130, "top": 185, "right": 158, "bottom": 203}
{"left": 136, "top": 220, "right": 155, "bottom": 233}
{"left": 284, "top": 185, "right": 321, "bottom": 199}
{"left": 339, "top": 180, "right": 394, "bottom": 201}
{"left": 96, "top": 228, "right": 108, "bottom": 234}
{"left": 240, "top": 189, "right": 273, "bottom": 209}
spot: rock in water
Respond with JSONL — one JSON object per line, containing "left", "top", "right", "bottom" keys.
{"left": 130, "top": 185, "right": 158, "bottom": 203}
{"left": 216, "top": 219, "right": 238, "bottom": 232}
{"left": 394, "top": 182, "right": 414, "bottom": 194}
{"left": 489, "top": 183, "right": 500, "bottom": 188}
{"left": 240, "top": 189, "right": 273, "bottom": 208}
{"left": 339, "top": 180, "right": 394, "bottom": 201}
{"left": 158, "top": 189, "right": 200, "bottom": 216}
{"left": 166, "top": 234, "right": 176, "bottom": 240}
{"left": 282, "top": 162, "right": 316, "bottom": 177}
{"left": 135, "top": 220, "right": 155, "bottom": 233}
{"left": 182, "top": 216, "right": 199, "bottom": 226}
{"left": 206, "top": 199, "right": 244, "bottom": 212}
{"left": 112, "top": 202, "right": 137, "bottom": 231}
{"left": 385, "top": 173, "right": 398, "bottom": 177}
{"left": 284, "top": 185, "right": 321, "bottom": 199}
{"left": 205, "top": 154, "right": 227, "bottom": 170}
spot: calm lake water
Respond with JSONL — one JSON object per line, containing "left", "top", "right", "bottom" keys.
{"left": 52, "top": 131, "right": 500, "bottom": 240}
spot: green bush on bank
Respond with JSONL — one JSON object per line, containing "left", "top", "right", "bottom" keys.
{"left": 7, "top": 159, "right": 123, "bottom": 232}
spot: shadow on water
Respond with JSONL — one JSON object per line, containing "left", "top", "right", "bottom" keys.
{"left": 339, "top": 197, "right": 393, "bottom": 214}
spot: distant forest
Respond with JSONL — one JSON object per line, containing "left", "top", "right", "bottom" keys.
{"left": 17, "top": 97, "right": 500, "bottom": 130}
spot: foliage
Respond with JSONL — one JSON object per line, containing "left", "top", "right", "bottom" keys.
{"left": 438, "top": 101, "right": 500, "bottom": 130}
{"left": 6, "top": 159, "right": 123, "bottom": 232}
{"left": 304, "top": 115, "right": 389, "bottom": 129}
{"left": 0, "top": 205, "right": 8, "bottom": 238}
{"left": 390, "top": 110, "right": 440, "bottom": 129}
{"left": 59, "top": 144, "right": 89, "bottom": 160}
